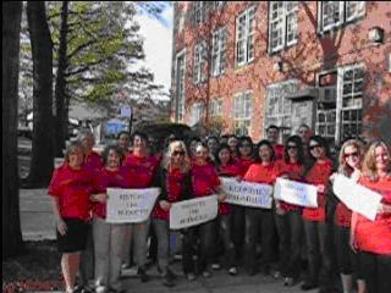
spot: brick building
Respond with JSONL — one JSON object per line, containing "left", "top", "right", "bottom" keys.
{"left": 170, "top": 1, "right": 391, "bottom": 146}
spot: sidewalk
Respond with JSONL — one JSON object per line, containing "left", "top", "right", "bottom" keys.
{"left": 19, "top": 188, "right": 317, "bottom": 293}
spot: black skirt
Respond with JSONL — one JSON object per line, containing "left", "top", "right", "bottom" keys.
{"left": 56, "top": 218, "right": 89, "bottom": 253}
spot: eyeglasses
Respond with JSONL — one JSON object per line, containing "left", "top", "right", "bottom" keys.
{"left": 287, "top": 145, "right": 298, "bottom": 150}
{"left": 309, "top": 144, "right": 321, "bottom": 151}
{"left": 344, "top": 151, "right": 359, "bottom": 158}
{"left": 172, "top": 151, "right": 185, "bottom": 156}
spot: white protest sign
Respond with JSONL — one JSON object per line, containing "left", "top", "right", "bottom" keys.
{"left": 220, "top": 177, "right": 273, "bottom": 209}
{"left": 169, "top": 195, "right": 218, "bottom": 230}
{"left": 274, "top": 178, "right": 318, "bottom": 208}
{"left": 106, "top": 187, "right": 160, "bottom": 223}
{"left": 332, "top": 174, "right": 382, "bottom": 221}
{"left": 120, "top": 105, "right": 132, "bottom": 118}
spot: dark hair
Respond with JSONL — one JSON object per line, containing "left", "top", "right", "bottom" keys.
{"left": 117, "top": 131, "right": 129, "bottom": 140}
{"left": 308, "top": 135, "right": 330, "bottom": 159}
{"left": 207, "top": 135, "right": 219, "bottom": 143}
{"left": 102, "top": 145, "right": 124, "bottom": 166}
{"left": 237, "top": 136, "right": 254, "bottom": 158}
{"left": 227, "top": 134, "right": 239, "bottom": 141}
{"left": 266, "top": 124, "right": 280, "bottom": 132}
{"left": 132, "top": 131, "right": 148, "bottom": 144}
{"left": 284, "top": 135, "right": 305, "bottom": 164}
{"left": 254, "top": 139, "right": 275, "bottom": 163}
{"left": 220, "top": 134, "right": 230, "bottom": 140}
{"left": 214, "top": 143, "right": 234, "bottom": 166}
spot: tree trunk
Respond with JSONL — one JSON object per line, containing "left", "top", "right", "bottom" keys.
{"left": 55, "top": 1, "right": 69, "bottom": 157}
{"left": 2, "top": 1, "right": 24, "bottom": 258}
{"left": 26, "top": 1, "right": 54, "bottom": 187}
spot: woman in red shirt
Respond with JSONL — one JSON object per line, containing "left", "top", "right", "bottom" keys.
{"left": 151, "top": 140, "right": 192, "bottom": 287}
{"left": 301, "top": 136, "right": 334, "bottom": 292}
{"left": 190, "top": 143, "right": 224, "bottom": 279}
{"left": 331, "top": 139, "right": 366, "bottom": 293}
{"left": 89, "top": 145, "right": 128, "bottom": 293}
{"left": 243, "top": 140, "right": 278, "bottom": 276}
{"left": 214, "top": 143, "right": 242, "bottom": 275}
{"left": 352, "top": 140, "right": 391, "bottom": 293}
{"left": 274, "top": 135, "right": 305, "bottom": 286}
{"left": 48, "top": 141, "right": 95, "bottom": 293}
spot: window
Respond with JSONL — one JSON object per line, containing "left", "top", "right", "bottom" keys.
{"left": 193, "top": 42, "right": 207, "bottom": 84}
{"left": 212, "top": 27, "right": 226, "bottom": 76}
{"left": 233, "top": 92, "right": 252, "bottom": 135}
{"left": 340, "top": 65, "right": 364, "bottom": 140}
{"left": 175, "top": 50, "right": 186, "bottom": 122}
{"left": 190, "top": 102, "right": 204, "bottom": 126}
{"left": 269, "top": 1, "right": 298, "bottom": 53}
{"left": 319, "top": 1, "right": 365, "bottom": 32}
{"left": 236, "top": 6, "right": 256, "bottom": 66}
{"left": 214, "top": 1, "right": 226, "bottom": 9}
{"left": 193, "top": 2, "right": 204, "bottom": 25}
{"left": 210, "top": 99, "right": 223, "bottom": 117}
{"left": 265, "top": 80, "right": 298, "bottom": 137}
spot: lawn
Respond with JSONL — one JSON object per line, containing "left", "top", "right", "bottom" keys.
{"left": 2, "top": 240, "right": 64, "bottom": 292}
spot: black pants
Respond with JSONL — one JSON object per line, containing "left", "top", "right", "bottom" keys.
{"left": 231, "top": 205, "right": 245, "bottom": 260}
{"left": 244, "top": 208, "right": 274, "bottom": 272}
{"left": 219, "top": 214, "right": 236, "bottom": 268}
{"left": 360, "top": 251, "right": 391, "bottom": 293}
{"left": 275, "top": 210, "right": 303, "bottom": 279}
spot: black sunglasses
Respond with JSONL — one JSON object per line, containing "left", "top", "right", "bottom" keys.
{"left": 309, "top": 144, "right": 321, "bottom": 150}
{"left": 173, "top": 151, "right": 185, "bottom": 156}
{"left": 287, "top": 145, "right": 298, "bottom": 150}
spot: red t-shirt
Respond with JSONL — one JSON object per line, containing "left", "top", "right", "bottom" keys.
{"left": 48, "top": 163, "right": 95, "bottom": 221}
{"left": 191, "top": 162, "right": 220, "bottom": 197}
{"left": 273, "top": 144, "right": 285, "bottom": 161}
{"left": 84, "top": 151, "right": 103, "bottom": 172}
{"left": 302, "top": 159, "right": 333, "bottom": 222}
{"left": 93, "top": 167, "right": 128, "bottom": 219}
{"left": 152, "top": 168, "right": 187, "bottom": 221}
{"left": 335, "top": 202, "right": 352, "bottom": 227}
{"left": 217, "top": 162, "right": 241, "bottom": 215}
{"left": 123, "top": 153, "right": 159, "bottom": 188}
{"left": 276, "top": 160, "right": 305, "bottom": 212}
{"left": 355, "top": 176, "right": 391, "bottom": 255}
{"left": 244, "top": 162, "right": 278, "bottom": 185}
{"left": 237, "top": 157, "right": 255, "bottom": 177}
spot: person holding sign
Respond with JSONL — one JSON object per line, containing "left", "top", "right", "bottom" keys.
{"left": 214, "top": 144, "right": 242, "bottom": 275}
{"left": 122, "top": 132, "right": 160, "bottom": 282}
{"left": 189, "top": 143, "right": 224, "bottom": 279}
{"left": 48, "top": 141, "right": 96, "bottom": 293}
{"left": 243, "top": 140, "right": 278, "bottom": 276}
{"left": 90, "top": 145, "right": 127, "bottom": 293}
{"left": 151, "top": 140, "right": 192, "bottom": 287}
{"left": 301, "top": 136, "right": 334, "bottom": 292}
{"left": 274, "top": 135, "right": 305, "bottom": 286}
{"left": 352, "top": 140, "right": 391, "bottom": 293}
{"left": 330, "top": 139, "right": 366, "bottom": 293}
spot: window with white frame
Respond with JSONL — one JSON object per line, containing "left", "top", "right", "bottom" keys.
{"left": 175, "top": 51, "right": 186, "bottom": 121}
{"left": 193, "top": 2, "right": 204, "bottom": 25}
{"left": 214, "top": 1, "right": 226, "bottom": 9}
{"left": 265, "top": 80, "right": 298, "bottom": 136}
{"left": 269, "top": 1, "right": 298, "bottom": 53}
{"left": 212, "top": 27, "right": 226, "bottom": 76}
{"left": 319, "top": 1, "right": 365, "bottom": 32}
{"left": 193, "top": 42, "right": 207, "bottom": 84}
{"left": 210, "top": 99, "right": 223, "bottom": 117}
{"left": 236, "top": 6, "right": 256, "bottom": 66}
{"left": 190, "top": 102, "right": 204, "bottom": 126}
{"left": 340, "top": 65, "right": 364, "bottom": 140}
{"left": 233, "top": 92, "right": 252, "bottom": 135}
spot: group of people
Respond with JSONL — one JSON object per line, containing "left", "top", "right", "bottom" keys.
{"left": 48, "top": 124, "right": 391, "bottom": 293}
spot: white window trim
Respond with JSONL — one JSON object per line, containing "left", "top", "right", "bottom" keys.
{"left": 209, "top": 98, "right": 223, "bottom": 117}
{"left": 212, "top": 27, "right": 226, "bottom": 77}
{"left": 175, "top": 49, "right": 186, "bottom": 122}
{"left": 193, "top": 41, "right": 207, "bottom": 84}
{"left": 236, "top": 6, "right": 256, "bottom": 67}
{"left": 233, "top": 91, "right": 252, "bottom": 135}
{"left": 193, "top": 2, "right": 204, "bottom": 25}
{"left": 190, "top": 102, "right": 204, "bottom": 126}
{"left": 268, "top": 2, "right": 299, "bottom": 53}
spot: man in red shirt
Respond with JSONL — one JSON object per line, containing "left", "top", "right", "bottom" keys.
{"left": 266, "top": 125, "right": 285, "bottom": 160}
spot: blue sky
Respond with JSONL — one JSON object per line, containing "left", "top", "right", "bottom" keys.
{"left": 135, "top": 2, "right": 173, "bottom": 99}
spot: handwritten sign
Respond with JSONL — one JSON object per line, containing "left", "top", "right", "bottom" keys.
{"left": 332, "top": 174, "right": 382, "bottom": 221}
{"left": 220, "top": 177, "right": 273, "bottom": 209}
{"left": 169, "top": 195, "right": 218, "bottom": 230}
{"left": 106, "top": 187, "right": 160, "bottom": 223}
{"left": 274, "top": 178, "right": 318, "bottom": 208}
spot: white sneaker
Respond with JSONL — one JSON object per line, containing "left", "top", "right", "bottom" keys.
{"left": 211, "top": 263, "right": 221, "bottom": 270}
{"left": 228, "top": 267, "right": 238, "bottom": 276}
{"left": 95, "top": 285, "right": 106, "bottom": 293}
{"left": 202, "top": 270, "right": 212, "bottom": 278}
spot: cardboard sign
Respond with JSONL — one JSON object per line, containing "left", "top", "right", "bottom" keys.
{"left": 106, "top": 187, "right": 160, "bottom": 223}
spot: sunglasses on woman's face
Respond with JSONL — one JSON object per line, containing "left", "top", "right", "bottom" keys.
{"left": 309, "top": 144, "right": 321, "bottom": 151}
{"left": 173, "top": 151, "right": 185, "bottom": 156}
{"left": 287, "top": 144, "right": 298, "bottom": 150}
{"left": 344, "top": 151, "right": 359, "bottom": 158}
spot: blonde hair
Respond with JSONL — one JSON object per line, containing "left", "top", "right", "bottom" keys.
{"left": 162, "top": 140, "right": 191, "bottom": 173}
{"left": 64, "top": 141, "right": 85, "bottom": 163}
{"left": 362, "top": 140, "right": 391, "bottom": 181}
{"left": 338, "top": 139, "right": 364, "bottom": 176}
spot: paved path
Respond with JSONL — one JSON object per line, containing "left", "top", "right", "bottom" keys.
{"left": 19, "top": 188, "right": 318, "bottom": 293}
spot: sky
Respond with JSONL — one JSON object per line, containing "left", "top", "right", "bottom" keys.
{"left": 134, "top": 3, "right": 173, "bottom": 100}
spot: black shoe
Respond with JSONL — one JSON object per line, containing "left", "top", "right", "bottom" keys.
{"left": 301, "top": 281, "right": 318, "bottom": 291}
{"left": 162, "top": 273, "right": 175, "bottom": 287}
{"left": 138, "top": 268, "right": 150, "bottom": 283}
